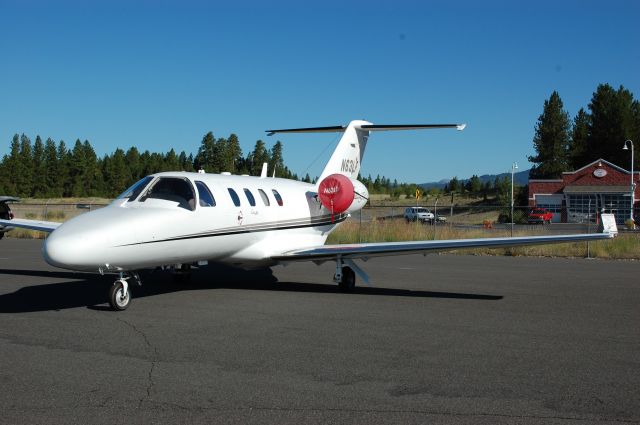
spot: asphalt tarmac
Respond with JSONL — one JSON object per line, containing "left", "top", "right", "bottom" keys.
{"left": 0, "top": 239, "right": 638, "bottom": 424}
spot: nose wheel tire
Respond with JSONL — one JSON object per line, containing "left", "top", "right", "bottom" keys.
{"left": 108, "top": 281, "right": 131, "bottom": 311}
{"left": 338, "top": 266, "right": 356, "bottom": 292}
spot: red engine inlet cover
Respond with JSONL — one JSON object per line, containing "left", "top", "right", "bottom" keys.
{"left": 318, "top": 174, "right": 355, "bottom": 218}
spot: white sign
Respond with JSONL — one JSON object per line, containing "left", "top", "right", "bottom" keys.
{"left": 599, "top": 213, "right": 618, "bottom": 235}
{"left": 593, "top": 168, "right": 607, "bottom": 178}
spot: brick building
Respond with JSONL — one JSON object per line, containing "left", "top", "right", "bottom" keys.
{"left": 528, "top": 159, "right": 639, "bottom": 224}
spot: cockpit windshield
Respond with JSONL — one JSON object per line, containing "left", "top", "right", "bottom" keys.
{"left": 139, "top": 177, "right": 196, "bottom": 211}
{"left": 116, "top": 176, "right": 154, "bottom": 202}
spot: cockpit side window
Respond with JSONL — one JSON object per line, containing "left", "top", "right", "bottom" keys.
{"left": 117, "top": 176, "right": 154, "bottom": 202}
{"left": 195, "top": 181, "right": 216, "bottom": 207}
{"left": 140, "top": 177, "right": 196, "bottom": 211}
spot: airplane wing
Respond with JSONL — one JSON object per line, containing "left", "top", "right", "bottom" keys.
{"left": 0, "top": 218, "right": 61, "bottom": 233}
{"left": 272, "top": 233, "right": 614, "bottom": 262}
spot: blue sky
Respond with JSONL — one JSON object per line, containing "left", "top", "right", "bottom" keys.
{"left": 1, "top": 0, "right": 638, "bottom": 183}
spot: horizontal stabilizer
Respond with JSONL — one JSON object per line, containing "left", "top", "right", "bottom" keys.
{"left": 266, "top": 126, "right": 346, "bottom": 136}
{"left": 361, "top": 124, "right": 466, "bottom": 131}
{"left": 266, "top": 123, "right": 466, "bottom": 136}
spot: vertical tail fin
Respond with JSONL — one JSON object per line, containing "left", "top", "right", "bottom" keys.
{"left": 318, "top": 120, "right": 371, "bottom": 181}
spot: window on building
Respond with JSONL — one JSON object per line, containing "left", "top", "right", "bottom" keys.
{"left": 567, "top": 194, "right": 597, "bottom": 223}
{"left": 272, "top": 189, "right": 283, "bottom": 206}
{"left": 258, "top": 189, "right": 270, "bottom": 206}
{"left": 244, "top": 188, "right": 256, "bottom": 207}
{"left": 195, "top": 181, "right": 216, "bottom": 207}
{"left": 228, "top": 188, "right": 241, "bottom": 207}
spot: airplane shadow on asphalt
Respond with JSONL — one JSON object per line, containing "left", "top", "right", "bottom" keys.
{"left": 0, "top": 266, "right": 503, "bottom": 313}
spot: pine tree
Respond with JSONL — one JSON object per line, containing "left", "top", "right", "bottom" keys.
{"left": 125, "top": 147, "right": 142, "bottom": 181}
{"left": 103, "top": 148, "right": 130, "bottom": 197}
{"left": 269, "top": 141, "right": 285, "bottom": 177}
{"left": 3, "top": 134, "right": 21, "bottom": 195}
{"left": 164, "top": 148, "right": 180, "bottom": 171}
{"left": 83, "top": 141, "right": 102, "bottom": 196}
{"left": 467, "top": 175, "right": 481, "bottom": 194}
{"left": 448, "top": 176, "right": 460, "bottom": 193}
{"left": 16, "top": 134, "right": 34, "bottom": 196}
{"left": 495, "top": 176, "right": 512, "bottom": 206}
{"left": 31, "top": 136, "right": 46, "bottom": 197}
{"left": 195, "top": 132, "right": 216, "bottom": 172}
{"left": 528, "top": 91, "right": 571, "bottom": 179}
{"left": 586, "top": 84, "right": 640, "bottom": 168}
{"left": 44, "top": 138, "right": 60, "bottom": 197}
{"left": 70, "top": 139, "right": 87, "bottom": 196}
{"left": 569, "top": 108, "right": 590, "bottom": 168}
{"left": 249, "top": 140, "right": 269, "bottom": 176}
{"left": 57, "top": 141, "right": 71, "bottom": 196}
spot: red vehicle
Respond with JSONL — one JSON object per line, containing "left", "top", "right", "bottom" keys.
{"left": 528, "top": 208, "right": 553, "bottom": 224}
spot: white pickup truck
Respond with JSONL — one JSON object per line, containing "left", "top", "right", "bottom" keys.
{"left": 404, "top": 207, "right": 435, "bottom": 223}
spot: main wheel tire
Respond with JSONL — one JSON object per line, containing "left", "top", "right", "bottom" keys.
{"left": 338, "top": 266, "right": 356, "bottom": 292}
{"left": 108, "top": 282, "right": 131, "bottom": 311}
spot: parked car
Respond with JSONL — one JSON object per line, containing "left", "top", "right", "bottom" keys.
{"left": 528, "top": 208, "right": 553, "bottom": 224}
{"left": 404, "top": 207, "right": 435, "bottom": 223}
{"left": 434, "top": 214, "right": 447, "bottom": 223}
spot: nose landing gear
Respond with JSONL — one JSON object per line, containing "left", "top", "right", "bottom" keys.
{"left": 108, "top": 272, "right": 141, "bottom": 311}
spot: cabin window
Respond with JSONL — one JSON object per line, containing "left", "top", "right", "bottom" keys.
{"left": 117, "top": 176, "right": 154, "bottom": 202}
{"left": 196, "top": 181, "right": 216, "bottom": 207}
{"left": 140, "top": 177, "right": 196, "bottom": 211}
{"left": 227, "top": 188, "right": 241, "bottom": 207}
{"left": 243, "top": 189, "right": 256, "bottom": 207}
{"left": 258, "top": 189, "right": 270, "bottom": 206}
{"left": 272, "top": 189, "right": 283, "bottom": 206}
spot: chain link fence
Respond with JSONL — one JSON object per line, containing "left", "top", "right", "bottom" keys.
{"left": 10, "top": 201, "right": 108, "bottom": 222}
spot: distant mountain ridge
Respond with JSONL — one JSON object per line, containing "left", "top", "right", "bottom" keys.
{"left": 420, "top": 169, "right": 530, "bottom": 189}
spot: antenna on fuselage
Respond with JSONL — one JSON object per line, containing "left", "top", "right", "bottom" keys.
{"left": 260, "top": 163, "right": 268, "bottom": 178}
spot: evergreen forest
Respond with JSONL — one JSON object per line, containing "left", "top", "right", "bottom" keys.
{"left": 1, "top": 83, "right": 637, "bottom": 199}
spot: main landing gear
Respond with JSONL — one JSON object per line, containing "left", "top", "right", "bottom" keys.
{"left": 333, "top": 256, "right": 368, "bottom": 292}
{"left": 108, "top": 272, "right": 141, "bottom": 311}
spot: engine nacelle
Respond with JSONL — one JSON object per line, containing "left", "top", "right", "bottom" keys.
{"left": 317, "top": 174, "right": 369, "bottom": 217}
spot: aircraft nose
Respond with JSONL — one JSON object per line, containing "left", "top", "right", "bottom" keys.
{"left": 43, "top": 230, "right": 87, "bottom": 270}
{"left": 43, "top": 222, "right": 109, "bottom": 271}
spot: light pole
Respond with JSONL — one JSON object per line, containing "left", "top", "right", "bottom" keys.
{"left": 623, "top": 140, "right": 634, "bottom": 224}
{"left": 511, "top": 162, "right": 518, "bottom": 237}
{"left": 433, "top": 196, "right": 439, "bottom": 240}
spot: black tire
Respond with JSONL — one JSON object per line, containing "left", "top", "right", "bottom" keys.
{"left": 0, "top": 232, "right": 4, "bottom": 240}
{"left": 338, "top": 266, "right": 356, "bottom": 292}
{"left": 108, "top": 282, "right": 131, "bottom": 311}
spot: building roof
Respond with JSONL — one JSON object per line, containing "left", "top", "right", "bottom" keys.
{"left": 564, "top": 158, "right": 638, "bottom": 175}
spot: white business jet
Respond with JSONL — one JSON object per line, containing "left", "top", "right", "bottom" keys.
{"left": 0, "top": 120, "right": 614, "bottom": 310}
